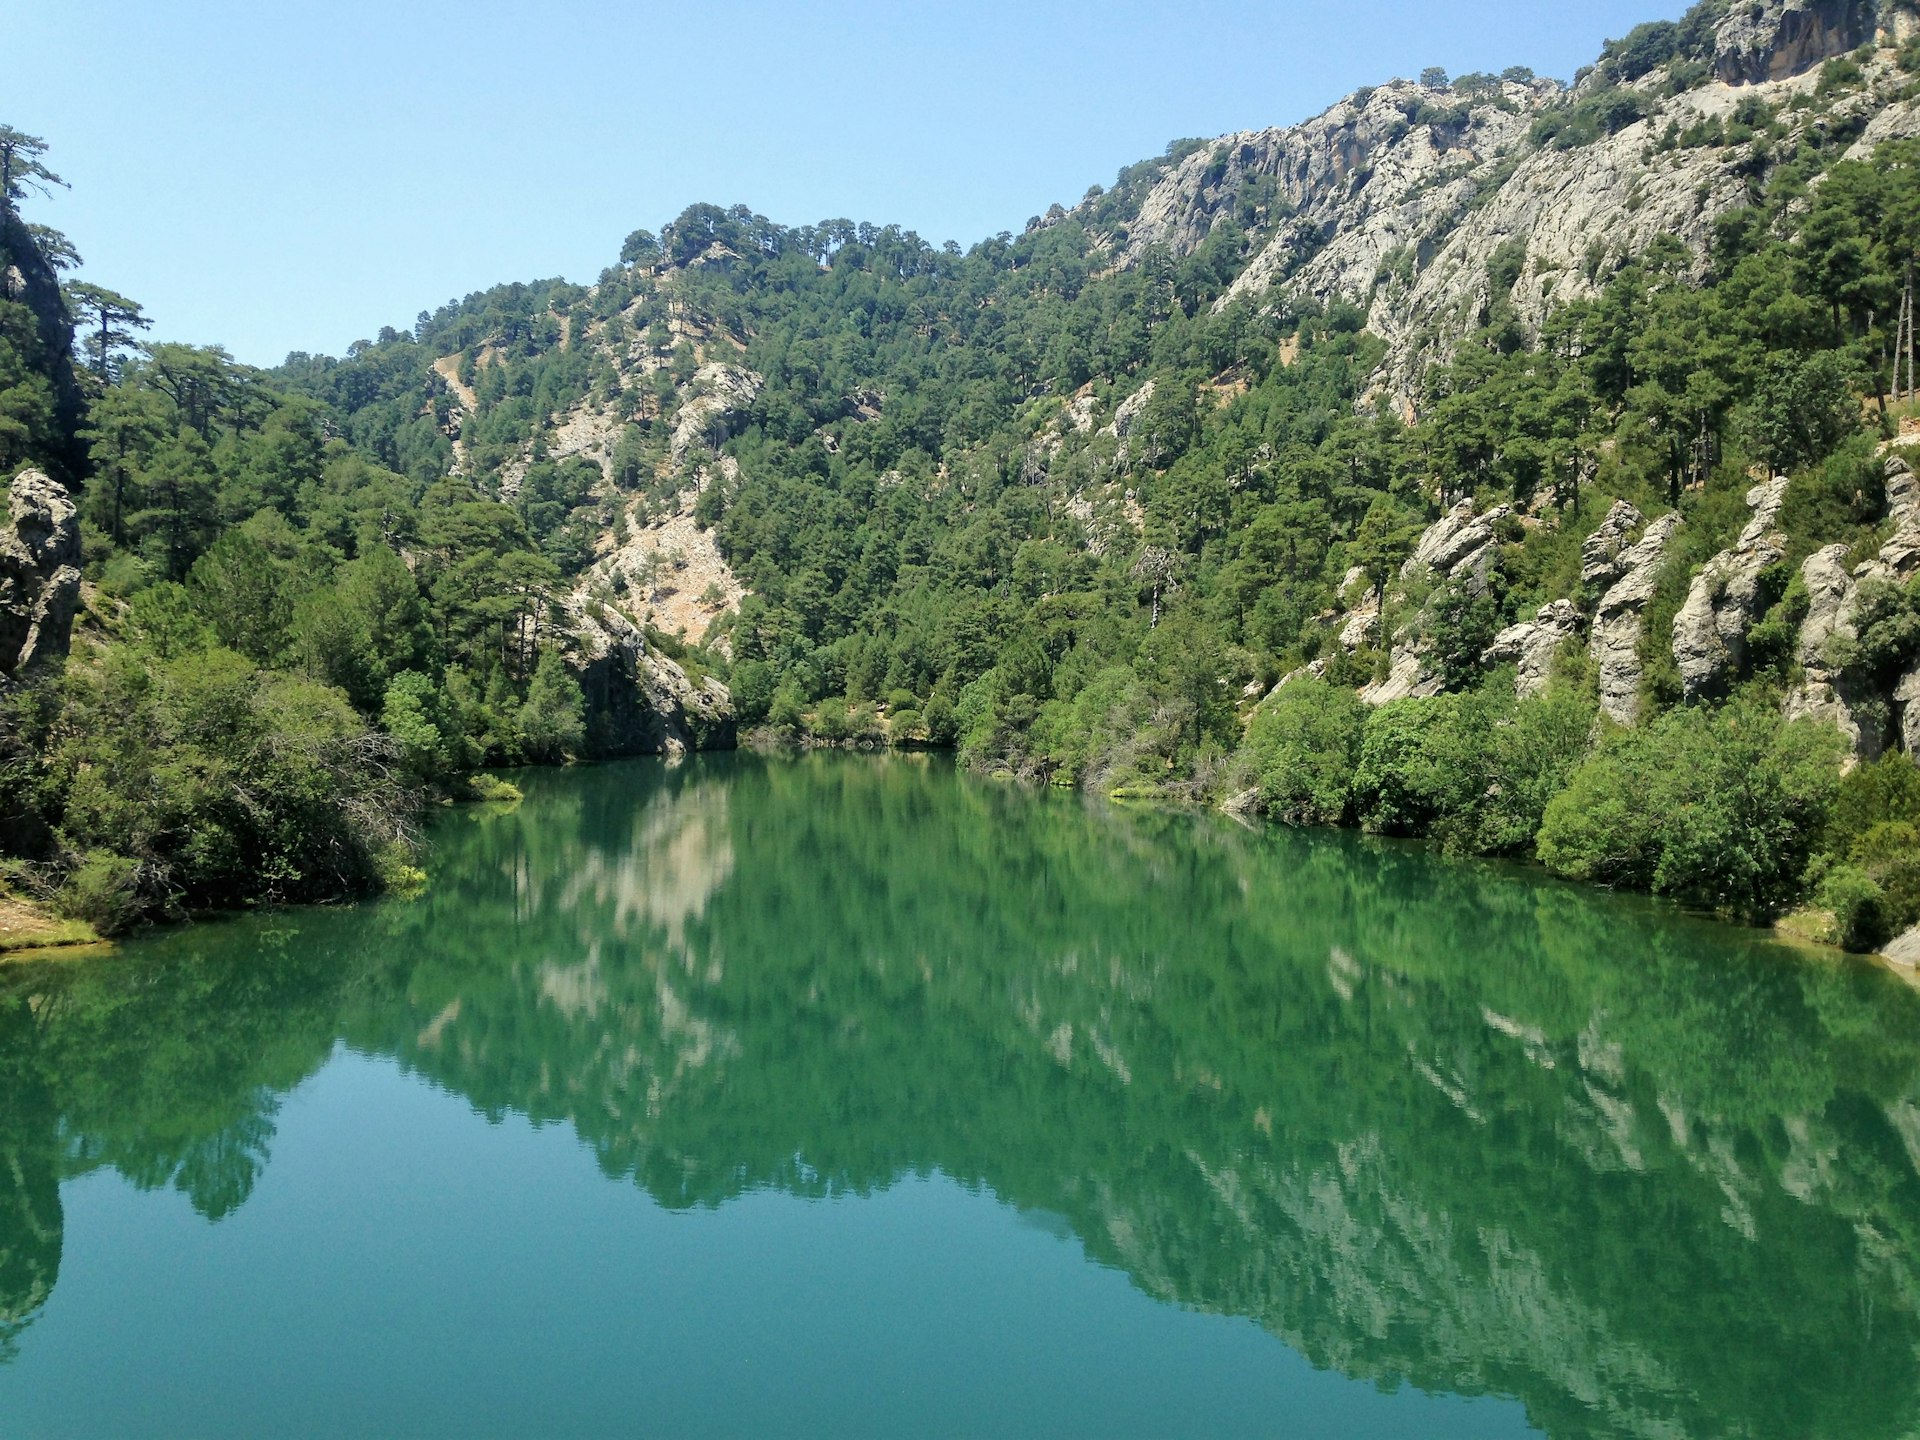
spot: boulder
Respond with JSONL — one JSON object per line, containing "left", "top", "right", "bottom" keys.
{"left": 0, "top": 469, "right": 82, "bottom": 680}
{"left": 1591, "top": 512, "right": 1683, "bottom": 726}
{"left": 1482, "top": 599, "right": 1583, "bottom": 698}
{"left": 1671, "top": 477, "right": 1790, "bottom": 703}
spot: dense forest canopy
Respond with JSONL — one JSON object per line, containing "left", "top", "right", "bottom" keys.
{"left": 11, "top": 1, "right": 1920, "bottom": 946}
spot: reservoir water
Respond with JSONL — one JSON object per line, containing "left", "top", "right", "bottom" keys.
{"left": 3, "top": 753, "right": 1920, "bottom": 1438}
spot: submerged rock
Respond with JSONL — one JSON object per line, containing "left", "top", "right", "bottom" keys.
{"left": 0, "top": 469, "right": 82, "bottom": 681}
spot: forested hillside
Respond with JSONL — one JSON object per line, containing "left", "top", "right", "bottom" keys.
{"left": 12, "top": 0, "right": 1920, "bottom": 949}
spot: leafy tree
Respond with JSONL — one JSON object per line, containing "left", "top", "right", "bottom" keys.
{"left": 1538, "top": 699, "right": 1845, "bottom": 918}
{"left": 62, "top": 281, "right": 149, "bottom": 380}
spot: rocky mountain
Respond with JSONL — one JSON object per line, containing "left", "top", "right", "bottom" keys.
{"left": 421, "top": 0, "right": 1920, "bottom": 760}
{"left": 1085, "top": 0, "right": 1916, "bottom": 400}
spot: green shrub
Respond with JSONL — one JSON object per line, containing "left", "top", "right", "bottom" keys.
{"left": 1819, "top": 864, "right": 1890, "bottom": 952}
{"left": 54, "top": 647, "right": 421, "bottom": 912}
{"left": 922, "top": 692, "right": 958, "bottom": 746}
{"left": 1352, "top": 697, "right": 1461, "bottom": 836}
{"left": 1828, "top": 753, "right": 1920, "bottom": 842}
{"left": 1537, "top": 698, "right": 1845, "bottom": 917}
{"left": 1449, "top": 683, "right": 1598, "bottom": 856}
{"left": 55, "top": 851, "right": 145, "bottom": 936}
{"left": 463, "top": 773, "right": 524, "bottom": 803}
{"left": 766, "top": 684, "right": 807, "bottom": 733}
{"left": 729, "top": 659, "right": 775, "bottom": 724}
{"left": 1244, "top": 679, "right": 1364, "bottom": 825}
{"left": 515, "top": 650, "right": 586, "bottom": 762}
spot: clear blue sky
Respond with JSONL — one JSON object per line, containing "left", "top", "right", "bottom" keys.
{"left": 13, "top": 0, "right": 1687, "bottom": 367}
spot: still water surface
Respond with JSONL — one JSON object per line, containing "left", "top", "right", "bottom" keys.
{"left": 4, "top": 753, "right": 1920, "bottom": 1438}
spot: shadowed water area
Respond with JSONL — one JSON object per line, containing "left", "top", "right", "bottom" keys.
{"left": 4, "top": 753, "right": 1920, "bottom": 1437}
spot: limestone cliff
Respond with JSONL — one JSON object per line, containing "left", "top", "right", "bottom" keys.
{"left": 1360, "top": 499, "right": 1512, "bottom": 705}
{"left": 1085, "top": 0, "right": 1912, "bottom": 403}
{"left": 0, "top": 470, "right": 81, "bottom": 682}
{"left": 1590, "top": 509, "right": 1682, "bottom": 727}
{"left": 1670, "top": 476, "right": 1790, "bottom": 702}
{"left": 566, "top": 598, "right": 734, "bottom": 759}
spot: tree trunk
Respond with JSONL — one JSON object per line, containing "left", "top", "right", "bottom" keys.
{"left": 1896, "top": 263, "right": 1912, "bottom": 407}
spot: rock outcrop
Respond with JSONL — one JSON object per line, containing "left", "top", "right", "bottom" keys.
{"left": 669, "top": 364, "right": 763, "bottom": 469}
{"left": 1102, "top": 379, "right": 1158, "bottom": 466}
{"left": 1779, "top": 455, "right": 1920, "bottom": 755}
{"left": 1671, "top": 477, "right": 1790, "bottom": 702}
{"left": 1483, "top": 600, "right": 1583, "bottom": 698}
{"left": 1580, "top": 500, "right": 1645, "bottom": 589}
{"left": 1714, "top": 0, "right": 1879, "bottom": 86}
{"left": 1402, "top": 500, "right": 1510, "bottom": 593}
{"left": 1086, "top": 11, "right": 1919, "bottom": 403}
{"left": 1360, "top": 501, "right": 1511, "bottom": 705}
{"left": 0, "top": 470, "right": 82, "bottom": 681}
{"left": 565, "top": 600, "right": 733, "bottom": 758}
{"left": 1783, "top": 544, "right": 1883, "bottom": 758}
{"left": 1589, "top": 509, "right": 1682, "bottom": 726}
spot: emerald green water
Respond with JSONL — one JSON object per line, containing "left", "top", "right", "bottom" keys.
{"left": 4, "top": 754, "right": 1920, "bottom": 1438}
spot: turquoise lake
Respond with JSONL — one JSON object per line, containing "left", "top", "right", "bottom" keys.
{"left": 4, "top": 752, "right": 1920, "bottom": 1437}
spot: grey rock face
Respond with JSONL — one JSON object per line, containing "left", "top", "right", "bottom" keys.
{"left": 1483, "top": 600, "right": 1583, "bottom": 698}
{"left": 1580, "top": 501, "right": 1645, "bottom": 591}
{"left": 1339, "top": 594, "right": 1380, "bottom": 653}
{"left": 1877, "top": 454, "right": 1920, "bottom": 580}
{"left": 1714, "top": 0, "right": 1878, "bottom": 85}
{"left": 1882, "top": 923, "right": 1920, "bottom": 969}
{"left": 1671, "top": 477, "right": 1790, "bottom": 703}
{"left": 669, "top": 364, "right": 764, "bottom": 468}
{"left": 1898, "top": 667, "right": 1920, "bottom": 756}
{"left": 1361, "top": 501, "right": 1513, "bottom": 704}
{"left": 565, "top": 599, "right": 734, "bottom": 758}
{"left": 1092, "top": 28, "right": 1916, "bottom": 406}
{"left": 1591, "top": 513, "right": 1683, "bottom": 726}
{"left": 0, "top": 469, "right": 82, "bottom": 680}
{"left": 1103, "top": 380, "right": 1157, "bottom": 466}
{"left": 1361, "top": 647, "right": 1446, "bottom": 706}
{"left": 1403, "top": 501, "right": 1511, "bottom": 591}
{"left": 1106, "top": 380, "right": 1156, "bottom": 440}
{"left": 1783, "top": 544, "right": 1882, "bottom": 758}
